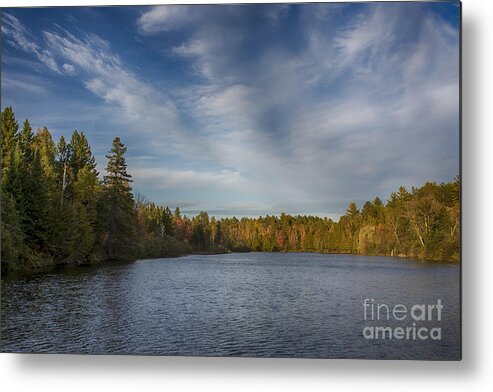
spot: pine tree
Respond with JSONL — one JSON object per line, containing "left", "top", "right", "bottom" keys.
{"left": 49, "top": 131, "right": 100, "bottom": 264}
{"left": 104, "top": 137, "right": 132, "bottom": 189}
{"left": 3, "top": 141, "right": 49, "bottom": 250}
{"left": 19, "top": 119, "right": 34, "bottom": 161}
{"left": 3, "top": 141, "right": 28, "bottom": 218}
{"left": 24, "top": 150, "right": 50, "bottom": 249}
{"left": 164, "top": 206, "right": 174, "bottom": 236}
{"left": 33, "top": 127, "right": 57, "bottom": 195}
{"left": 69, "top": 130, "right": 100, "bottom": 204}
{"left": 1, "top": 188, "right": 26, "bottom": 265}
{"left": 345, "top": 202, "right": 360, "bottom": 218}
{"left": 1, "top": 106, "right": 19, "bottom": 168}
{"left": 69, "top": 131, "right": 97, "bottom": 179}
{"left": 97, "top": 137, "right": 136, "bottom": 260}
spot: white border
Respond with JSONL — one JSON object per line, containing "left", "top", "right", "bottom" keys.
{"left": 1, "top": 0, "right": 492, "bottom": 391}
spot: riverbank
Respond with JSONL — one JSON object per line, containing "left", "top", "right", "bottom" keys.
{"left": 1, "top": 246, "right": 459, "bottom": 277}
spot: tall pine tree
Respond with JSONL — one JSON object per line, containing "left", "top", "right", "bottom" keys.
{"left": 19, "top": 119, "right": 34, "bottom": 161}
{"left": 97, "top": 137, "right": 136, "bottom": 260}
{"left": 69, "top": 131, "right": 98, "bottom": 179}
{"left": 1, "top": 106, "right": 19, "bottom": 169}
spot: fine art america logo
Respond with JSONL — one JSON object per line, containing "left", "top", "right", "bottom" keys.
{"left": 362, "top": 299, "right": 443, "bottom": 341}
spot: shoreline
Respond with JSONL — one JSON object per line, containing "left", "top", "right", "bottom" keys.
{"left": 1, "top": 249, "right": 459, "bottom": 278}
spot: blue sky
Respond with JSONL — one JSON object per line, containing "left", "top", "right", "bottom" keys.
{"left": 1, "top": 3, "right": 460, "bottom": 219}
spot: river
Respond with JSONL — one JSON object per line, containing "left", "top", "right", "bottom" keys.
{"left": 1, "top": 252, "right": 460, "bottom": 359}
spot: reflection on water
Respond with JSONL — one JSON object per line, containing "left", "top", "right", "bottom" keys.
{"left": 1, "top": 253, "right": 460, "bottom": 359}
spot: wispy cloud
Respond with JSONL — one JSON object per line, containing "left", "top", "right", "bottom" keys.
{"left": 2, "top": 4, "right": 459, "bottom": 217}
{"left": 3, "top": 13, "right": 205, "bottom": 158}
{"left": 62, "top": 63, "right": 76, "bottom": 75}
{"left": 132, "top": 167, "right": 244, "bottom": 190}
{"left": 2, "top": 13, "right": 61, "bottom": 73}
{"left": 144, "top": 3, "right": 458, "bottom": 213}
{"left": 1, "top": 72, "right": 49, "bottom": 95}
{"left": 137, "top": 5, "right": 199, "bottom": 34}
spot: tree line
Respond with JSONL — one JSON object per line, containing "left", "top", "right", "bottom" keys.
{"left": 1, "top": 107, "right": 459, "bottom": 272}
{"left": 202, "top": 180, "right": 460, "bottom": 262}
{"left": 1, "top": 107, "right": 188, "bottom": 272}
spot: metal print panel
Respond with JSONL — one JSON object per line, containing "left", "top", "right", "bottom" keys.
{"left": 0, "top": 2, "right": 461, "bottom": 360}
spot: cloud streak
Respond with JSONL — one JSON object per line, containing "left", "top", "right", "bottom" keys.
{"left": 2, "top": 13, "right": 209, "bottom": 163}
{"left": 1, "top": 13, "right": 61, "bottom": 73}
{"left": 2, "top": 4, "right": 459, "bottom": 218}
{"left": 137, "top": 5, "right": 199, "bottom": 34}
{"left": 169, "top": 5, "right": 456, "bottom": 208}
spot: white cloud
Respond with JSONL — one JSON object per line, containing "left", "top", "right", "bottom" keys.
{"left": 137, "top": 6, "right": 197, "bottom": 34}
{"left": 62, "top": 63, "right": 76, "bottom": 75}
{"left": 2, "top": 13, "right": 208, "bottom": 166}
{"left": 334, "top": 8, "right": 395, "bottom": 61}
{"left": 42, "top": 31, "right": 121, "bottom": 74}
{"left": 1, "top": 13, "right": 61, "bottom": 73}
{"left": 166, "top": 3, "right": 459, "bottom": 212}
{"left": 189, "top": 84, "right": 258, "bottom": 133}
{"left": 40, "top": 28, "right": 202, "bottom": 156}
{"left": 1, "top": 73, "right": 48, "bottom": 95}
{"left": 132, "top": 167, "right": 244, "bottom": 190}
{"left": 2, "top": 5, "right": 459, "bottom": 217}
{"left": 172, "top": 39, "right": 209, "bottom": 58}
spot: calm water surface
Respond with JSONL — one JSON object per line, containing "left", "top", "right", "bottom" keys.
{"left": 1, "top": 253, "right": 460, "bottom": 359}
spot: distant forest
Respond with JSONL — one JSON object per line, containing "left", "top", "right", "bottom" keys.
{"left": 1, "top": 107, "right": 460, "bottom": 273}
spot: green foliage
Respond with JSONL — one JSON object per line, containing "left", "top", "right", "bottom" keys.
{"left": 96, "top": 137, "right": 136, "bottom": 261}
{"left": 0, "top": 188, "right": 26, "bottom": 265}
{"left": 1, "top": 106, "right": 19, "bottom": 167}
{"left": 69, "top": 131, "right": 98, "bottom": 178}
{"left": 33, "top": 127, "right": 57, "bottom": 188}
{"left": 0, "top": 108, "right": 190, "bottom": 272}
{"left": 19, "top": 119, "right": 34, "bottom": 161}
{"left": 1, "top": 107, "right": 460, "bottom": 273}
{"left": 203, "top": 181, "right": 460, "bottom": 263}
{"left": 2, "top": 139, "right": 50, "bottom": 251}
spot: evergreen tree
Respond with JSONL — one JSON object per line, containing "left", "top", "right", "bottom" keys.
{"left": 1, "top": 106, "right": 19, "bottom": 168}
{"left": 19, "top": 119, "right": 34, "bottom": 161}
{"left": 33, "top": 127, "right": 57, "bottom": 195}
{"left": 3, "top": 141, "right": 49, "bottom": 250}
{"left": 0, "top": 105, "right": 461, "bottom": 271}
{"left": 345, "top": 202, "right": 360, "bottom": 218}
{"left": 104, "top": 137, "right": 131, "bottom": 186}
{"left": 97, "top": 137, "right": 136, "bottom": 260}
{"left": 52, "top": 131, "right": 101, "bottom": 262}
{"left": 25, "top": 150, "right": 50, "bottom": 249}
{"left": 3, "top": 141, "right": 29, "bottom": 219}
{"left": 0, "top": 188, "right": 26, "bottom": 264}
{"left": 69, "top": 131, "right": 97, "bottom": 179}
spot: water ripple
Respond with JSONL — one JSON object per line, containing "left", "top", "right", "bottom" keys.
{"left": 1, "top": 253, "right": 460, "bottom": 359}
